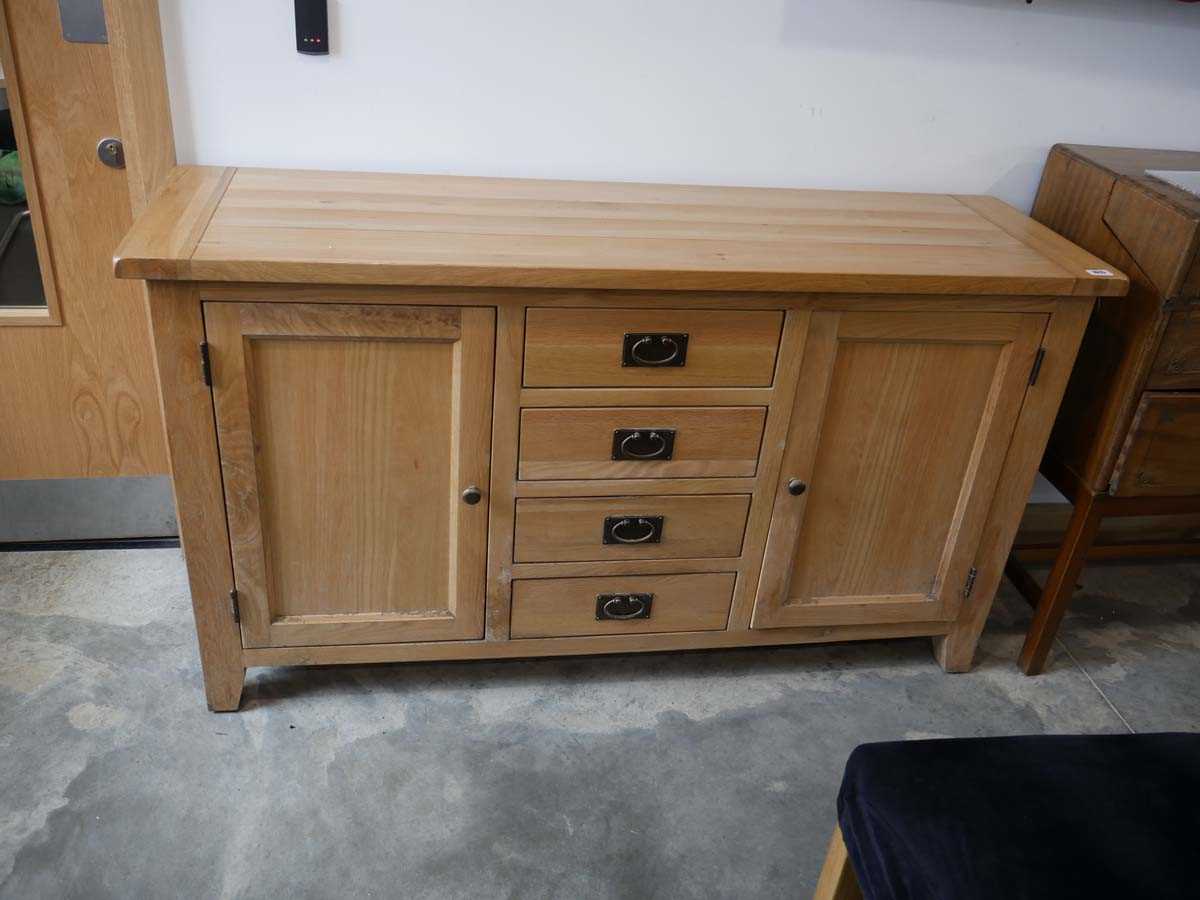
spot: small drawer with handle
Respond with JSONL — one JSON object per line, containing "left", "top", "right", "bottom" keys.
{"left": 1147, "top": 309, "right": 1200, "bottom": 390}
{"left": 510, "top": 572, "right": 736, "bottom": 638}
{"left": 1110, "top": 392, "right": 1200, "bottom": 497}
{"left": 519, "top": 406, "right": 765, "bottom": 480}
{"left": 514, "top": 494, "right": 750, "bottom": 562}
{"left": 523, "top": 308, "right": 783, "bottom": 387}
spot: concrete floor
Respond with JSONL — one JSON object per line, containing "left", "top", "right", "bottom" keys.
{"left": 1, "top": 549, "right": 1197, "bottom": 899}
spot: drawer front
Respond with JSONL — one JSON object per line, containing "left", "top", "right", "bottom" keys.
{"left": 519, "top": 406, "right": 766, "bottom": 480}
{"left": 511, "top": 572, "right": 735, "bottom": 638}
{"left": 1148, "top": 309, "right": 1200, "bottom": 389}
{"left": 514, "top": 494, "right": 751, "bottom": 562}
{"left": 524, "top": 308, "right": 783, "bottom": 387}
{"left": 1111, "top": 392, "right": 1200, "bottom": 497}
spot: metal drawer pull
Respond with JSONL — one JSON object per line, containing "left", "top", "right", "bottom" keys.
{"left": 612, "top": 428, "right": 676, "bottom": 461}
{"left": 603, "top": 515, "right": 664, "bottom": 545}
{"left": 622, "top": 332, "right": 689, "bottom": 367}
{"left": 596, "top": 592, "right": 654, "bottom": 621}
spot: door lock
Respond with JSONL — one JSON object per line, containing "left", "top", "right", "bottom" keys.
{"left": 97, "top": 137, "right": 125, "bottom": 170}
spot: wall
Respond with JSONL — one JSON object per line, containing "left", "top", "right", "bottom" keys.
{"left": 159, "top": 0, "right": 1200, "bottom": 212}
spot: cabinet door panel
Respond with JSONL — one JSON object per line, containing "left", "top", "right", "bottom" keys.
{"left": 204, "top": 302, "right": 495, "bottom": 648}
{"left": 753, "top": 310, "right": 1045, "bottom": 628}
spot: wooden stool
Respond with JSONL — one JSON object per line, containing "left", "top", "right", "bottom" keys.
{"left": 1008, "top": 145, "right": 1200, "bottom": 675}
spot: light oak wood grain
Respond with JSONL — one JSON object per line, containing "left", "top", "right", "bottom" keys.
{"left": 143, "top": 283, "right": 244, "bottom": 711}
{"left": 728, "top": 310, "right": 811, "bottom": 628}
{"left": 0, "top": 0, "right": 171, "bottom": 477}
{"left": 518, "top": 406, "right": 767, "bottom": 479}
{"left": 519, "top": 387, "right": 773, "bottom": 407}
{"left": 204, "top": 302, "right": 494, "bottom": 648}
{"left": 513, "top": 494, "right": 750, "bottom": 562}
{"left": 241, "top": 618, "right": 951, "bottom": 668}
{"left": 114, "top": 164, "right": 1127, "bottom": 703}
{"left": 104, "top": 0, "right": 176, "bottom": 216}
{"left": 484, "top": 303, "right": 525, "bottom": 641}
{"left": 955, "top": 194, "right": 1128, "bottom": 297}
{"left": 514, "top": 477, "right": 757, "bottom": 498}
{"left": 115, "top": 166, "right": 1126, "bottom": 296}
{"left": 194, "top": 283, "right": 1062, "bottom": 312}
{"left": 114, "top": 166, "right": 235, "bottom": 280}
{"left": 754, "top": 310, "right": 1046, "bottom": 628}
{"left": 523, "top": 308, "right": 783, "bottom": 387}
{"left": 934, "top": 298, "right": 1094, "bottom": 672}
{"left": 510, "top": 558, "right": 740, "bottom": 579}
{"left": 510, "top": 572, "right": 735, "bottom": 638}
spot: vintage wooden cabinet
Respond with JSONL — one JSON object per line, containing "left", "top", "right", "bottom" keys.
{"left": 1007, "top": 144, "right": 1200, "bottom": 674}
{"left": 115, "top": 166, "right": 1126, "bottom": 710}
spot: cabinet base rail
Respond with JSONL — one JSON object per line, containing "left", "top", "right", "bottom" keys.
{"left": 240, "top": 621, "right": 952, "bottom": 669}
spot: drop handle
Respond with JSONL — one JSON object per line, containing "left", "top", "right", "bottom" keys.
{"left": 462, "top": 485, "right": 483, "bottom": 505}
{"left": 787, "top": 478, "right": 807, "bottom": 496}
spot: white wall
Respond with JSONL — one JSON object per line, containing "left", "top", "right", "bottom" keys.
{"left": 159, "top": 0, "right": 1200, "bottom": 212}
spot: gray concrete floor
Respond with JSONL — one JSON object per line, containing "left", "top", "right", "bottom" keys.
{"left": 1, "top": 549, "right": 1197, "bottom": 899}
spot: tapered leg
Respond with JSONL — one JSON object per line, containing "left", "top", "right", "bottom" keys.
{"left": 144, "top": 283, "right": 246, "bottom": 711}
{"left": 1018, "top": 492, "right": 1103, "bottom": 675}
{"left": 814, "top": 825, "right": 863, "bottom": 900}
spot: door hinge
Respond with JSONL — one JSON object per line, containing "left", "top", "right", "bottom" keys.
{"left": 229, "top": 589, "right": 241, "bottom": 624}
{"left": 1028, "top": 348, "right": 1046, "bottom": 386}
{"left": 199, "top": 342, "right": 213, "bottom": 387}
{"left": 962, "top": 566, "right": 979, "bottom": 600}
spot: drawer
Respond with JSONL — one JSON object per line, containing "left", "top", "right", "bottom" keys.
{"left": 514, "top": 494, "right": 750, "bottom": 562}
{"left": 510, "top": 572, "right": 735, "bottom": 638}
{"left": 1111, "top": 392, "right": 1200, "bottom": 497}
{"left": 523, "top": 308, "right": 783, "bottom": 387}
{"left": 1148, "top": 309, "right": 1200, "bottom": 389}
{"left": 519, "top": 406, "right": 766, "bottom": 480}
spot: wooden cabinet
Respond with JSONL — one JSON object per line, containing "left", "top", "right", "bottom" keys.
{"left": 114, "top": 165, "right": 1125, "bottom": 710}
{"left": 204, "top": 302, "right": 494, "bottom": 648}
{"left": 1007, "top": 145, "right": 1200, "bottom": 675}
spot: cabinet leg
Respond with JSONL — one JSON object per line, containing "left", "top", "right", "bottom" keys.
{"left": 203, "top": 661, "right": 246, "bottom": 712}
{"left": 1017, "top": 493, "right": 1103, "bottom": 676}
{"left": 933, "top": 624, "right": 982, "bottom": 674}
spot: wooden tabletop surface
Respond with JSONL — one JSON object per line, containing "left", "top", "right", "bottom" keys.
{"left": 114, "top": 165, "right": 1128, "bottom": 296}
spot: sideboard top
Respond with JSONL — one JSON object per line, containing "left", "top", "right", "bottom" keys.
{"left": 114, "top": 165, "right": 1128, "bottom": 296}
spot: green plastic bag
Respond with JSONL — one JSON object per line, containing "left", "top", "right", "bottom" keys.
{"left": 0, "top": 151, "right": 26, "bottom": 205}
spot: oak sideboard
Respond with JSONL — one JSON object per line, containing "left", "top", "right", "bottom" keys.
{"left": 115, "top": 166, "right": 1127, "bottom": 710}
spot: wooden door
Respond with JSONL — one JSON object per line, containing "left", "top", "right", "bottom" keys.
{"left": 753, "top": 310, "right": 1046, "bottom": 628}
{"left": 204, "top": 302, "right": 495, "bottom": 648}
{"left": 0, "top": 0, "right": 173, "bottom": 478}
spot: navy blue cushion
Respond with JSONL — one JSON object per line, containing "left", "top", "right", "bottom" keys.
{"left": 837, "top": 733, "right": 1200, "bottom": 900}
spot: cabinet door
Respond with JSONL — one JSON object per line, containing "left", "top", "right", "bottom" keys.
{"left": 204, "top": 302, "right": 495, "bottom": 648}
{"left": 753, "top": 310, "right": 1045, "bottom": 628}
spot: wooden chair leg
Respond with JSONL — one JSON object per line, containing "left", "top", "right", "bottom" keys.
{"left": 1018, "top": 492, "right": 1103, "bottom": 676}
{"left": 814, "top": 824, "right": 863, "bottom": 900}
